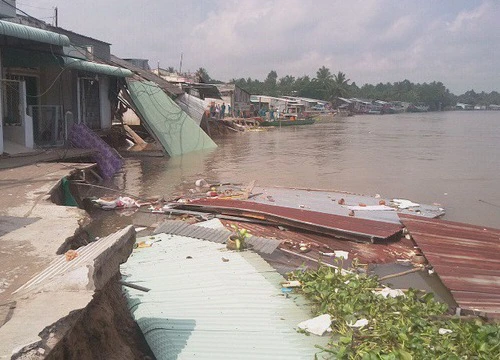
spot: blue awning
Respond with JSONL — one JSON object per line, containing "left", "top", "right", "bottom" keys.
{"left": 0, "top": 20, "right": 70, "bottom": 46}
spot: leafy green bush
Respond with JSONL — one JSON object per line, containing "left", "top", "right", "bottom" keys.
{"left": 290, "top": 265, "right": 500, "bottom": 359}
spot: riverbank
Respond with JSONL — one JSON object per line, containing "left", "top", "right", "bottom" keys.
{"left": 0, "top": 163, "right": 150, "bottom": 359}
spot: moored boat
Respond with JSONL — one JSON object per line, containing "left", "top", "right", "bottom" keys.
{"left": 259, "top": 118, "right": 316, "bottom": 127}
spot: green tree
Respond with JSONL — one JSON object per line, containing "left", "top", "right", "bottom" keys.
{"left": 264, "top": 70, "right": 278, "bottom": 96}
{"left": 332, "top": 71, "right": 351, "bottom": 98}
{"left": 196, "top": 67, "right": 211, "bottom": 83}
{"left": 313, "top": 66, "right": 334, "bottom": 100}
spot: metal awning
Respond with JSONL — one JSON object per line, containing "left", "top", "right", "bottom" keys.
{"left": 62, "top": 57, "right": 133, "bottom": 77}
{"left": 0, "top": 20, "right": 70, "bottom": 46}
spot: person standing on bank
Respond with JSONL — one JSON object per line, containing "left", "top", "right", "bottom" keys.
{"left": 220, "top": 103, "right": 226, "bottom": 119}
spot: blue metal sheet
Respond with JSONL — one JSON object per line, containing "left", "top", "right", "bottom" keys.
{"left": 0, "top": 20, "right": 70, "bottom": 46}
{"left": 121, "top": 234, "right": 327, "bottom": 359}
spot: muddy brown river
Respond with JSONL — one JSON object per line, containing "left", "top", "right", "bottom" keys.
{"left": 116, "top": 110, "right": 500, "bottom": 228}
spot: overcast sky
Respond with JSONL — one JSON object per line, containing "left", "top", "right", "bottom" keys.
{"left": 19, "top": 0, "right": 499, "bottom": 94}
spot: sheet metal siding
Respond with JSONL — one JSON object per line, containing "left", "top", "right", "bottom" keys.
{"left": 183, "top": 198, "right": 403, "bottom": 242}
{"left": 121, "top": 234, "right": 326, "bottom": 359}
{"left": 126, "top": 79, "right": 217, "bottom": 156}
{"left": 14, "top": 226, "right": 134, "bottom": 294}
{"left": 400, "top": 214, "right": 500, "bottom": 317}
{"left": 250, "top": 187, "right": 445, "bottom": 224}
{"left": 0, "top": 20, "right": 70, "bottom": 46}
{"left": 154, "top": 220, "right": 281, "bottom": 254}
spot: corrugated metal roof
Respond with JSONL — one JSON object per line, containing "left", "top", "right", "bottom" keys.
{"left": 121, "top": 234, "right": 328, "bottom": 359}
{"left": 110, "top": 55, "right": 184, "bottom": 96}
{"left": 249, "top": 186, "right": 444, "bottom": 223}
{"left": 181, "top": 198, "right": 403, "bottom": 243}
{"left": 153, "top": 220, "right": 281, "bottom": 254}
{"left": 126, "top": 79, "right": 217, "bottom": 156}
{"left": 175, "top": 93, "right": 206, "bottom": 126}
{"left": 400, "top": 214, "right": 500, "bottom": 318}
{"left": 220, "top": 220, "right": 415, "bottom": 265}
{"left": 62, "top": 56, "right": 132, "bottom": 77}
{"left": 0, "top": 20, "right": 70, "bottom": 46}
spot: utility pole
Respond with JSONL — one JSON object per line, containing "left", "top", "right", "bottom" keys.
{"left": 54, "top": 7, "right": 58, "bottom": 27}
{"left": 179, "top": 53, "right": 183, "bottom": 74}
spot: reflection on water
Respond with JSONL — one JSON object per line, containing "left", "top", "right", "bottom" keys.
{"left": 116, "top": 111, "right": 500, "bottom": 228}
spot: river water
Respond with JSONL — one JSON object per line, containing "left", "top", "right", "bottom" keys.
{"left": 117, "top": 110, "right": 500, "bottom": 228}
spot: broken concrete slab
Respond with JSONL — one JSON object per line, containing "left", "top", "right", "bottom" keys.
{"left": 0, "top": 226, "right": 135, "bottom": 359}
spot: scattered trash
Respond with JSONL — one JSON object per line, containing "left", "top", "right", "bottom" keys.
{"left": 277, "top": 226, "right": 287, "bottom": 231}
{"left": 92, "top": 196, "right": 139, "bottom": 210}
{"left": 297, "top": 314, "right": 332, "bottom": 336}
{"left": 334, "top": 251, "right": 349, "bottom": 259}
{"left": 319, "top": 252, "right": 336, "bottom": 257}
{"left": 195, "top": 179, "right": 209, "bottom": 188}
{"left": 65, "top": 249, "right": 78, "bottom": 262}
{"left": 392, "top": 199, "right": 420, "bottom": 209}
{"left": 373, "top": 288, "right": 405, "bottom": 298}
{"left": 439, "top": 328, "right": 453, "bottom": 335}
{"left": 299, "top": 242, "right": 311, "bottom": 253}
{"left": 221, "top": 257, "right": 229, "bottom": 262}
{"left": 281, "top": 287, "right": 293, "bottom": 297}
{"left": 134, "top": 226, "right": 147, "bottom": 232}
{"left": 347, "top": 318, "right": 369, "bottom": 328}
{"left": 375, "top": 194, "right": 381, "bottom": 198}
{"left": 378, "top": 200, "right": 386, "bottom": 205}
{"left": 118, "top": 280, "right": 150, "bottom": 292}
{"left": 282, "top": 280, "right": 302, "bottom": 288}
{"left": 135, "top": 240, "right": 154, "bottom": 248}
{"left": 186, "top": 256, "right": 193, "bottom": 259}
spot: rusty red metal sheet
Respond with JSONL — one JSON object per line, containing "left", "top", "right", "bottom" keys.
{"left": 400, "top": 214, "right": 500, "bottom": 318}
{"left": 181, "top": 198, "right": 403, "bottom": 243}
{"left": 219, "top": 220, "right": 415, "bottom": 265}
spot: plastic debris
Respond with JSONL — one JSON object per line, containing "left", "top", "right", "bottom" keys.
{"left": 439, "top": 328, "right": 453, "bottom": 335}
{"left": 334, "top": 250, "right": 349, "bottom": 259}
{"left": 297, "top": 314, "right": 332, "bottom": 336}
{"left": 347, "top": 318, "right": 369, "bottom": 328}
{"left": 373, "top": 288, "right": 405, "bottom": 298}
{"left": 282, "top": 280, "right": 301, "bottom": 288}
{"left": 93, "top": 196, "right": 139, "bottom": 209}
{"left": 392, "top": 199, "right": 420, "bottom": 209}
{"left": 195, "top": 179, "right": 209, "bottom": 187}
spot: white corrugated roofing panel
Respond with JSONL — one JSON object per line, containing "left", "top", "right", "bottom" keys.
{"left": 121, "top": 233, "right": 327, "bottom": 359}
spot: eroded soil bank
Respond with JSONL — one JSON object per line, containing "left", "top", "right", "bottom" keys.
{"left": 43, "top": 277, "right": 154, "bottom": 360}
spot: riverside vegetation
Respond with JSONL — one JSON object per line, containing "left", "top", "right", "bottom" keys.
{"left": 195, "top": 66, "right": 500, "bottom": 111}
{"left": 289, "top": 264, "right": 500, "bottom": 359}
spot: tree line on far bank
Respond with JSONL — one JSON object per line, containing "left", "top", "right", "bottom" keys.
{"left": 197, "top": 66, "right": 497, "bottom": 111}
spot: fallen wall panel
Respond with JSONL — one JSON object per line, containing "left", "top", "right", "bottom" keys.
{"left": 126, "top": 79, "right": 217, "bottom": 156}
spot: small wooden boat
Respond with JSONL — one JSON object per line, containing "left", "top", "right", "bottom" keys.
{"left": 259, "top": 118, "right": 316, "bottom": 127}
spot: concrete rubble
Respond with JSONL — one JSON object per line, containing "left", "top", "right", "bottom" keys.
{"left": 0, "top": 163, "right": 136, "bottom": 359}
